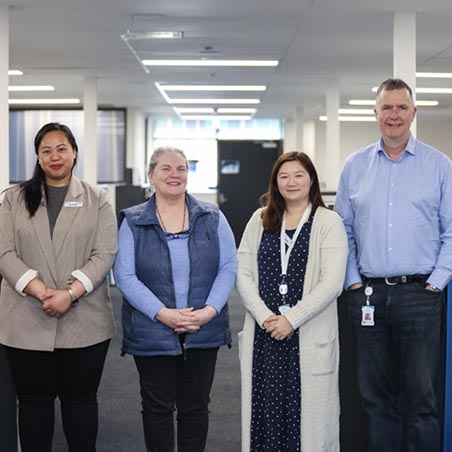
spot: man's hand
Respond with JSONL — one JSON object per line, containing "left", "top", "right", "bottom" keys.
{"left": 348, "top": 282, "right": 364, "bottom": 290}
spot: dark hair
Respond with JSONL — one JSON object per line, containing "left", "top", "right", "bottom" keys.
{"left": 376, "top": 78, "right": 413, "bottom": 102}
{"left": 20, "top": 122, "right": 78, "bottom": 217}
{"left": 260, "top": 151, "right": 326, "bottom": 233}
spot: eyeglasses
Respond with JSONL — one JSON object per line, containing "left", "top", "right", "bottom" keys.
{"left": 165, "top": 228, "right": 191, "bottom": 241}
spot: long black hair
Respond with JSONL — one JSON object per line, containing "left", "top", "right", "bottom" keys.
{"left": 20, "top": 122, "right": 78, "bottom": 217}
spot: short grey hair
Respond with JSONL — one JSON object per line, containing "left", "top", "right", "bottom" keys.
{"left": 148, "top": 146, "right": 188, "bottom": 173}
{"left": 376, "top": 78, "right": 414, "bottom": 103}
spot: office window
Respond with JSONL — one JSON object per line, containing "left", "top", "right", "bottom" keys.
{"left": 149, "top": 118, "right": 282, "bottom": 193}
{"left": 9, "top": 109, "right": 126, "bottom": 183}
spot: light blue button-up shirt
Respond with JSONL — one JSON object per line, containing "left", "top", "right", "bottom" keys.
{"left": 335, "top": 134, "right": 452, "bottom": 290}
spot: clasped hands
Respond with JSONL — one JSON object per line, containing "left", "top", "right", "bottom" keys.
{"left": 156, "top": 306, "right": 217, "bottom": 334}
{"left": 38, "top": 287, "right": 72, "bottom": 318}
{"left": 25, "top": 278, "right": 72, "bottom": 318}
{"left": 263, "top": 314, "right": 294, "bottom": 341}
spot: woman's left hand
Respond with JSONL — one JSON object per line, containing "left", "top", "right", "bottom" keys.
{"left": 174, "top": 306, "right": 218, "bottom": 333}
{"left": 264, "top": 315, "right": 294, "bottom": 341}
{"left": 41, "top": 288, "right": 72, "bottom": 317}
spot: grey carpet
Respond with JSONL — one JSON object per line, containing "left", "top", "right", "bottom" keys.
{"left": 52, "top": 287, "right": 245, "bottom": 451}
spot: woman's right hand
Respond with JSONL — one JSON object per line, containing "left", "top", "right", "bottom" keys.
{"left": 156, "top": 307, "right": 200, "bottom": 333}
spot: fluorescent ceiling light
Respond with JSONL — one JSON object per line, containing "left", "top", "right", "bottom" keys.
{"left": 180, "top": 115, "right": 252, "bottom": 121}
{"left": 319, "top": 116, "right": 376, "bottom": 122}
{"left": 8, "top": 85, "right": 55, "bottom": 92}
{"left": 416, "top": 72, "right": 452, "bottom": 78}
{"left": 122, "top": 31, "right": 183, "bottom": 40}
{"left": 160, "top": 85, "right": 266, "bottom": 91}
{"left": 168, "top": 98, "right": 260, "bottom": 104}
{"left": 372, "top": 86, "right": 452, "bottom": 94}
{"left": 415, "top": 100, "right": 439, "bottom": 106}
{"left": 348, "top": 99, "right": 376, "bottom": 105}
{"left": 174, "top": 108, "right": 215, "bottom": 113}
{"left": 8, "top": 70, "right": 23, "bottom": 76}
{"left": 143, "top": 59, "right": 279, "bottom": 67}
{"left": 338, "top": 108, "right": 374, "bottom": 115}
{"left": 9, "top": 98, "right": 81, "bottom": 105}
{"left": 416, "top": 87, "right": 452, "bottom": 94}
{"left": 349, "top": 99, "right": 439, "bottom": 106}
{"left": 217, "top": 108, "right": 257, "bottom": 113}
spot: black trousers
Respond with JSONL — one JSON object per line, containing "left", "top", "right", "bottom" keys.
{"left": 4, "top": 339, "right": 110, "bottom": 452}
{"left": 134, "top": 346, "right": 219, "bottom": 452}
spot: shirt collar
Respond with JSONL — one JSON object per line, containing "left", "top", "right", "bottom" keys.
{"left": 376, "top": 133, "right": 416, "bottom": 158}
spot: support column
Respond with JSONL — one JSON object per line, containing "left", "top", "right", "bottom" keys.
{"left": 283, "top": 118, "right": 296, "bottom": 153}
{"left": 126, "top": 107, "right": 146, "bottom": 185}
{"left": 393, "top": 12, "right": 416, "bottom": 136}
{"left": 83, "top": 77, "right": 97, "bottom": 185}
{"left": 0, "top": 6, "right": 9, "bottom": 191}
{"left": 326, "top": 80, "right": 340, "bottom": 191}
{"left": 302, "top": 120, "right": 316, "bottom": 163}
{"left": 294, "top": 107, "right": 304, "bottom": 151}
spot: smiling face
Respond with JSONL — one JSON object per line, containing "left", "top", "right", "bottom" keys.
{"left": 276, "top": 160, "right": 312, "bottom": 207}
{"left": 37, "top": 130, "right": 77, "bottom": 186}
{"left": 149, "top": 151, "right": 188, "bottom": 200}
{"left": 374, "top": 88, "right": 416, "bottom": 146}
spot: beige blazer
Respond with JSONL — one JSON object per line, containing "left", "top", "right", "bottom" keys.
{"left": 236, "top": 207, "right": 348, "bottom": 452}
{"left": 0, "top": 176, "right": 117, "bottom": 351}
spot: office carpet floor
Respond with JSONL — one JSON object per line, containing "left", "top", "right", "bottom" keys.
{"left": 52, "top": 287, "right": 245, "bottom": 452}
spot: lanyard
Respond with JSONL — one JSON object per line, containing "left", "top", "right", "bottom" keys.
{"left": 280, "top": 202, "right": 312, "bottom": 279}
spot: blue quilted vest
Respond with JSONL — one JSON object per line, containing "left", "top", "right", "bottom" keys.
{"left": 119, "top": 193, "right": 231, "bottom": 356}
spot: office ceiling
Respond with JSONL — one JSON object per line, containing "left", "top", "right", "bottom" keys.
{"left": 5, "top": 0, "right": 452, "bottom": 120}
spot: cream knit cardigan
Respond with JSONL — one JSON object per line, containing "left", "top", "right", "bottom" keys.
{"left": 236, "top": 206, "right": 348, "bottom": 452}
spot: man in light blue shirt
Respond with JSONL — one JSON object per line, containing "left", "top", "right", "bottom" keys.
{"left": 335, "top": 78, "right": 452, "bottom": 452}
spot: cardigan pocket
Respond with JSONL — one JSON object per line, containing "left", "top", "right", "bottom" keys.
{"left": 310, "top": 332, "right": 337, "bottom": 375}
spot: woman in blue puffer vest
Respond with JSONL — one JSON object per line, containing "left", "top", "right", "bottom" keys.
{"left": 114, "top": 146, "right": 237, "bottom": 452}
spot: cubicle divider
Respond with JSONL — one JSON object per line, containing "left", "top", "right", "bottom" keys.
{"left": 444, "top": 284, "right": 452, "bottom": 452}
{"left": 0, "top": 344, "right": 17, "bottom": 452}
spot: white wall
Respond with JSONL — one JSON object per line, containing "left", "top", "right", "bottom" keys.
{"left": 314, "top": 116, "right": 452, "bottom": 191}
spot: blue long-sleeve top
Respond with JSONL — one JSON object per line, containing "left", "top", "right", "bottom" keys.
{"left": 334, "top": 134, "right": 452, "bottom": 290}
{"left": 113, "top": 210, "right": 237, "bottom": 320}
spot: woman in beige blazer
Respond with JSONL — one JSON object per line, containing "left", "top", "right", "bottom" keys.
{"left": 236, "top": 152, "right": 348, "bottom": 452}
{"left": 0, "top": 122, "right": 117, "bottom": 452}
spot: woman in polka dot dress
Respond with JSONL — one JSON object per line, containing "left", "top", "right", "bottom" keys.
{"left": 237, "top": 152, "right": 348, "bottom": 452}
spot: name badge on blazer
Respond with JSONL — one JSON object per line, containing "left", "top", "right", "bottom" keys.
{"left": 64, "top": 201, "right": 83, "bottom": 208}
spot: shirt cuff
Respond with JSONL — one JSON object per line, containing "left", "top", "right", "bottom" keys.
{"left": 71, "top": 270, "right": 94, "bottom": 294}
{"left": 426, "top": 268, "right": 451, "bottom": 291}
{"left": 345, "top": 267, "right": 362, "bottom": 289}
{"left": 205, "top": 303, "right": 219, "bottom": 315}
{"left": 16, "top": 269, "right": 39, "bottom": 296}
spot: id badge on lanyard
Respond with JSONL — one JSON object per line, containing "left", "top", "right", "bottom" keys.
{"left": 278, "top": 203, "right": 312, "bottom": 311}
{"left": 361, "top": 285, "right": 375, "bottom": 326}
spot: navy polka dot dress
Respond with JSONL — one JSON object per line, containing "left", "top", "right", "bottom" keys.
{"left": 250, "top": 218, "right": 312, "bottom": 452}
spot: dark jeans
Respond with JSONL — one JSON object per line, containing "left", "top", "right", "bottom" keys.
{"left": 134, "top": 347, "right": 219, "bottom": 452}
{"left": 4, "top": 339, "right": 110, "bottom": 452}
{"left": 348, "top": 281, "right": 444, "bottom": 452}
